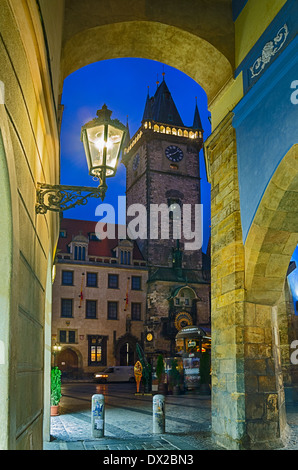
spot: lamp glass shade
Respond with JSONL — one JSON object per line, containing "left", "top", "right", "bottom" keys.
{"left": 106, "top": 124, "right": 124, "bottom": 176}
{"left": 81, "top": 105, "right": 127, "bottom": 183}
{"left": 82, "top": 123, "right": 125, "bottom": 179}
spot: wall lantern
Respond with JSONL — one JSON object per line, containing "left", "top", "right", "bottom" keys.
{"left": 36, "top": 104, "right": 127, "bottom": 214}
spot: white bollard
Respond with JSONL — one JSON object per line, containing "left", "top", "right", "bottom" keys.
{"left": 91, "top": 394, "right": 105, "bottom": 438}
{"left": 153, "top": 394, "right": 165, "bottom": 434}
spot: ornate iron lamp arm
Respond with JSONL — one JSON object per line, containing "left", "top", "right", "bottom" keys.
{"left": 36, "top": 182, "right": 107, "bottom": 214}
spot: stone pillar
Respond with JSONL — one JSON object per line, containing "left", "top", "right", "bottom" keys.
{"left": 205, "top": 112, "right": 287, "bottom": 449}
{"left": 244, "top": 302, "right": 287, "bottom": 448}
{"left": 205, "top": 113, "right": 246, "bottom": 449}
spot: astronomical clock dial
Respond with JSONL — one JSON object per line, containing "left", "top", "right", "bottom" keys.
{"left": 165, "top": 145, "right": 184, "bottom": 162}
{"left": 146, "top": 333, "right": 153, "bottom": 342}
{"left": 133, "top": 153, "right": 140, "bottom": 171}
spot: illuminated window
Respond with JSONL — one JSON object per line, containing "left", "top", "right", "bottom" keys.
{"left": 91, "top": 345, "right": 101, "bottom": 362}
{"left": 88, "top": 335, "right": 106, "bottom": 366}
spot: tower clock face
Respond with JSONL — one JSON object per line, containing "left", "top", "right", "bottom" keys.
{"left": 133, "top": 153, "right": 140, "bottom": 171}
{"left": 165, "top": 145, "right": 184, "bottom": 162}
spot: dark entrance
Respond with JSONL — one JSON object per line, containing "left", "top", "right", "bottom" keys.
{"left": 57, "top": 348, "right": 79, "bottom": 378}
{"left": 119, "top": 342, "right": 134, "bottom": 366}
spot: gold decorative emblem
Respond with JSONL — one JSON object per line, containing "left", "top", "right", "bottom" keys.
{"left": 174, "top": 311, "right": 193, "bottom": 331}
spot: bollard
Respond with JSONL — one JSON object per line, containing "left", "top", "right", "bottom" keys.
{"left": 153, "top": 394, "right": 165, "bottom": 434}
{"left": 91, "top": 394, "right": 105, "bottom": 438}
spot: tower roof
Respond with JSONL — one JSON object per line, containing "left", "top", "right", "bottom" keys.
{"left": 193, "top": 100, "right": 203, "bottom": 130}
{"left": 142, "top": 78, "right": 184, "bottom": 127}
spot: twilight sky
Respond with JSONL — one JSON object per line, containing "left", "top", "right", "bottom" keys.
{"left": 60, "top": 58, "right": 211, "bottom": 252}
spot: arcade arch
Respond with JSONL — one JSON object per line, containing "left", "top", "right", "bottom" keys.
{"left": 56, "top": 12, "right": 297, "bottom": 449}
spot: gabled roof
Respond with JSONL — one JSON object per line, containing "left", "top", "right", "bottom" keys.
{"left": 57, "top": 218, "right": 144, "bottom": 260}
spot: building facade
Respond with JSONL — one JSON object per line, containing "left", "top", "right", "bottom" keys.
{"left": 123, "top": 78, "right": 211, "bottom": 361}
{"left": 52, "top": 219, "right": 148, "bottom": 378}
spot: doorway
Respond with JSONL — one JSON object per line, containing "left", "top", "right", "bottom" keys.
{"left": 57, "top": 348, "right": 79, "bottom": 379}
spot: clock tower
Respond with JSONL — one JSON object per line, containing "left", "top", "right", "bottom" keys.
{"left": 122, "top": 77, "right": 210, "bottom": 359}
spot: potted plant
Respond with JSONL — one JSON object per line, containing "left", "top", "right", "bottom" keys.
{"left": 51, "top": 366, "right": 62, "bottom": 416}
{"left": 156, "top": 354, "right": 166, "bottom": 394}
{"left": 169, "top": 358, "right": 181, "bottom": 395}
{"left": 199, "top": 351, "right": 211, "bottom": 395}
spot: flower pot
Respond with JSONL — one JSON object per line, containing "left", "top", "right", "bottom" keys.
{"left": 50, "top": 405, "right": 59, "bottom": 416}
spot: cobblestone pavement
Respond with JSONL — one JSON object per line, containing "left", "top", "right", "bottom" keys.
{"left": 43, "top": 383, "right": 298, "bottom": 451}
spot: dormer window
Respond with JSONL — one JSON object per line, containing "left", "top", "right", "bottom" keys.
{"left": 121, "top": 250, "right": 131, "bottom": 265}
{"left": 89, "top": 232, "right": 98, "bottom": 241}
{"left": 114, "top": 239, "right": 134, "bottom": 265}
{"left": 74, "top": 245, "right": 86, "bottom": 261}
{"left": 69, "top": 233, "right": 89, "bottom": 262}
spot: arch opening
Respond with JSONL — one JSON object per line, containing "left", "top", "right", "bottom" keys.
{"left": 60, "top": 20, "right": 233, "bottom": 103}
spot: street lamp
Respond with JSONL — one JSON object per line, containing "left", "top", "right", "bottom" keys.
{"left": 36, "top": 104, "right": 127, "bottom": 214}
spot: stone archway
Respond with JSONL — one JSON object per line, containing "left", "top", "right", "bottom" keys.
{"left": 0, "top": 105, "right": 20, "bottom": 450}
{"left": 57, "top": 347, "right": 81, "bottom": 379}
{"left": 58, "top": 10, "right": 235, "bottom": 449}
{"left": 60, "top": 20, "right": 233, "bottom": 103}
{"left": 242, "top": 144, "right": 298, "bottom": 448}
{"left": 245, "top": 145, "right": 298, "bottom": 305}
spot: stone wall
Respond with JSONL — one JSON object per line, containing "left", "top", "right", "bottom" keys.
{"left": 205, "top": 112, "right": 288, "bottom": 449}
{"left": 0, "top": 0, "right": 61, "bottom": 450}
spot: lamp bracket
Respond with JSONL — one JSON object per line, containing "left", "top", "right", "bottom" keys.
{"left": 36, "top": 183, "right": 106, "bottom": 214}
